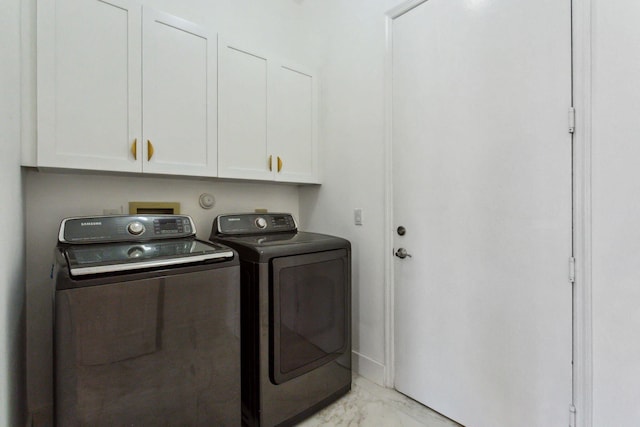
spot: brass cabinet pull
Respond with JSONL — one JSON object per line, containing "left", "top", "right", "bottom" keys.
{"left": 277, "top": 156, "right": 283, "bottom": 172}
{"left": 268, "top": 155, "right": 273, "bottom": 171}
{"left": 131, "top": 139, "right": 137, "bottom": 160}
{"left": 147, "top": 140, "right": 154, "bottom": 161}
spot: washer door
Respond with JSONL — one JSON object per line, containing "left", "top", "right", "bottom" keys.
{"left": 270, "top": 249, "right": 349, "bottom": 384}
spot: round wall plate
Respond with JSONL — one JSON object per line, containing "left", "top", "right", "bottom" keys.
{"left": 199, "top": 193, "right": 215, "bottom": 209}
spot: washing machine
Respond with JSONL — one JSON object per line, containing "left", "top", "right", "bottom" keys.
{"left": 210, "top": 213, "right": 351, "bottom": 427}
{"left": 53, "top": 214, "right": 241, "bottom": 426}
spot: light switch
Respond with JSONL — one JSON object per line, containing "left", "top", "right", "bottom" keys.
{"left": 354, "top": 208, "right": 363, "bottom": 226}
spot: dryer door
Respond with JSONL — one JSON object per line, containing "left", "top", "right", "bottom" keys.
{"left": 270, "top": 249, "right": 349, "bottom": 384}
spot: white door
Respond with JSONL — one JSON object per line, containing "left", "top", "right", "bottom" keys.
{"left": 392, "top": 1, "right": 572, "bottom": 426}
{"left": 142, "top": 8, "right": 217, "bottom": 176}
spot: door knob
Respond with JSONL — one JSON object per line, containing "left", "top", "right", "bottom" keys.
{"left": 395, "top": 248, "right": 412, "bottom": 259}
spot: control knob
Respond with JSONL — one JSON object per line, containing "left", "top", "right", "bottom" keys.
{"left": 255, "top": 217, "right": 267, "bottom": 229}
{"left": 127, "top": 246, "right": 145, "bottom": 258}
{"left": 127, "top": 221, "right": 145, "bottom": 236}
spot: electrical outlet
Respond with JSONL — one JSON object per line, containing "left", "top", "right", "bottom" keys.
{"left": 354, "top": 208, "right": 363, "bottom": 226}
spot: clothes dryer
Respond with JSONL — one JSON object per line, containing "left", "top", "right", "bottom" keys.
{"left": 210, "top": 213, "right": 351, "bottom": 427}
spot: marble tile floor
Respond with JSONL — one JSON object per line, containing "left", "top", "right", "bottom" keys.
{"left": 296, "top": 375, "right": 461, "bottom": 427}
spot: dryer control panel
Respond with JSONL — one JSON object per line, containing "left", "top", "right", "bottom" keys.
{"left": 214, "top": 213, "right": 297, "bottom": 236}
{"left": 59, "top": 215, "right": 196, "bottom": 244}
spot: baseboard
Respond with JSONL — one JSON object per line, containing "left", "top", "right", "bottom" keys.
{"left": 352, "top": 350, "right": 385, "bottom": 386}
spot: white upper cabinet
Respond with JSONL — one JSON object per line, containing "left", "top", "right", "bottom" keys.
{"left": 37, "top": 0, "right": 317, "bottom": 183}
{"left": 218, "top": 38, "right": 319, "bottom": 184}
{"left": 38, "top": 0, "right": 142, "bottom": 172}
{"left": 142, "top": 9, "right": 217, "bottom": 176}
{"left": 217, "top": 38, "right": 272, "bottom": 181}
{"left": 37, "top": 0, "right": 217, "bottom": 177}
{"left": 270, "top": 62, "right": 318, "bottom": 184}
{"left": 142, "top": 8, "right": 217, "bottom": 176}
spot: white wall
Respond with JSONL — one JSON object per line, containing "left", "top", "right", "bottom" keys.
{"left": 591, "top": 1, "right": 640, "bottom": 425}
{"left": 299, "top": 0, "right": 398, "bottom": 384}
{"left": 0, "top": 0, "right": 27, "bottom": 424}
{"left": 22, "top": 0, "right": 320, "bottom": 421}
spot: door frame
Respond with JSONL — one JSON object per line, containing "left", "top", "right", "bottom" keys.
{"left": 571, "top": 0, "right": 593, "bottom": 426}
{"left": 381, "top": 1, "right": 593, "bottom": 425}
{"left": 382, "top": 0, "right": 431, "bottom": 391}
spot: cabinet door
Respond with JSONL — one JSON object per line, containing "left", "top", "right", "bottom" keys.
{"left": 142, "top": 9, "right": 217, "bottom": 177}
{"left": 270, "top": 62, "right": 319, "bottom": 183}
{"left": 37, "top": 0, "right": 142, "bottom": 172}
{"left": 218, "top": 38, "right": 273, "bottom": 180}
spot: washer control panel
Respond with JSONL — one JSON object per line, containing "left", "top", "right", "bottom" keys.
{"left": 59, "top": 215, "right": 196, "bottom": 244}
{"left": 214, "top": 213, "right": 297, "bottom": 236}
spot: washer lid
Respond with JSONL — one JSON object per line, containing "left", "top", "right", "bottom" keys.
{"left": 63, "top": 239, "right": 234, "bottom": 276}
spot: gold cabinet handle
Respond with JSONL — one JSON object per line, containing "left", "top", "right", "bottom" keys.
{"left": 131, "top": 139, "right": 137, "bottom": 160}
{"left": 147, "top": 140, "right": 154, "bottom": 161}
{"left": 269, "top": 155, "right": 273, "bottom": 171}
{"left": 277, "top": 156, "right": 283, "bottom": 172}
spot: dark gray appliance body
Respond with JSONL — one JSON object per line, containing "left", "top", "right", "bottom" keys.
{"left": 54, "top": 215, "right": 241, "bottom": 426}
{"left": 210, "top": 213, "right": 351, "bottom": 427}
